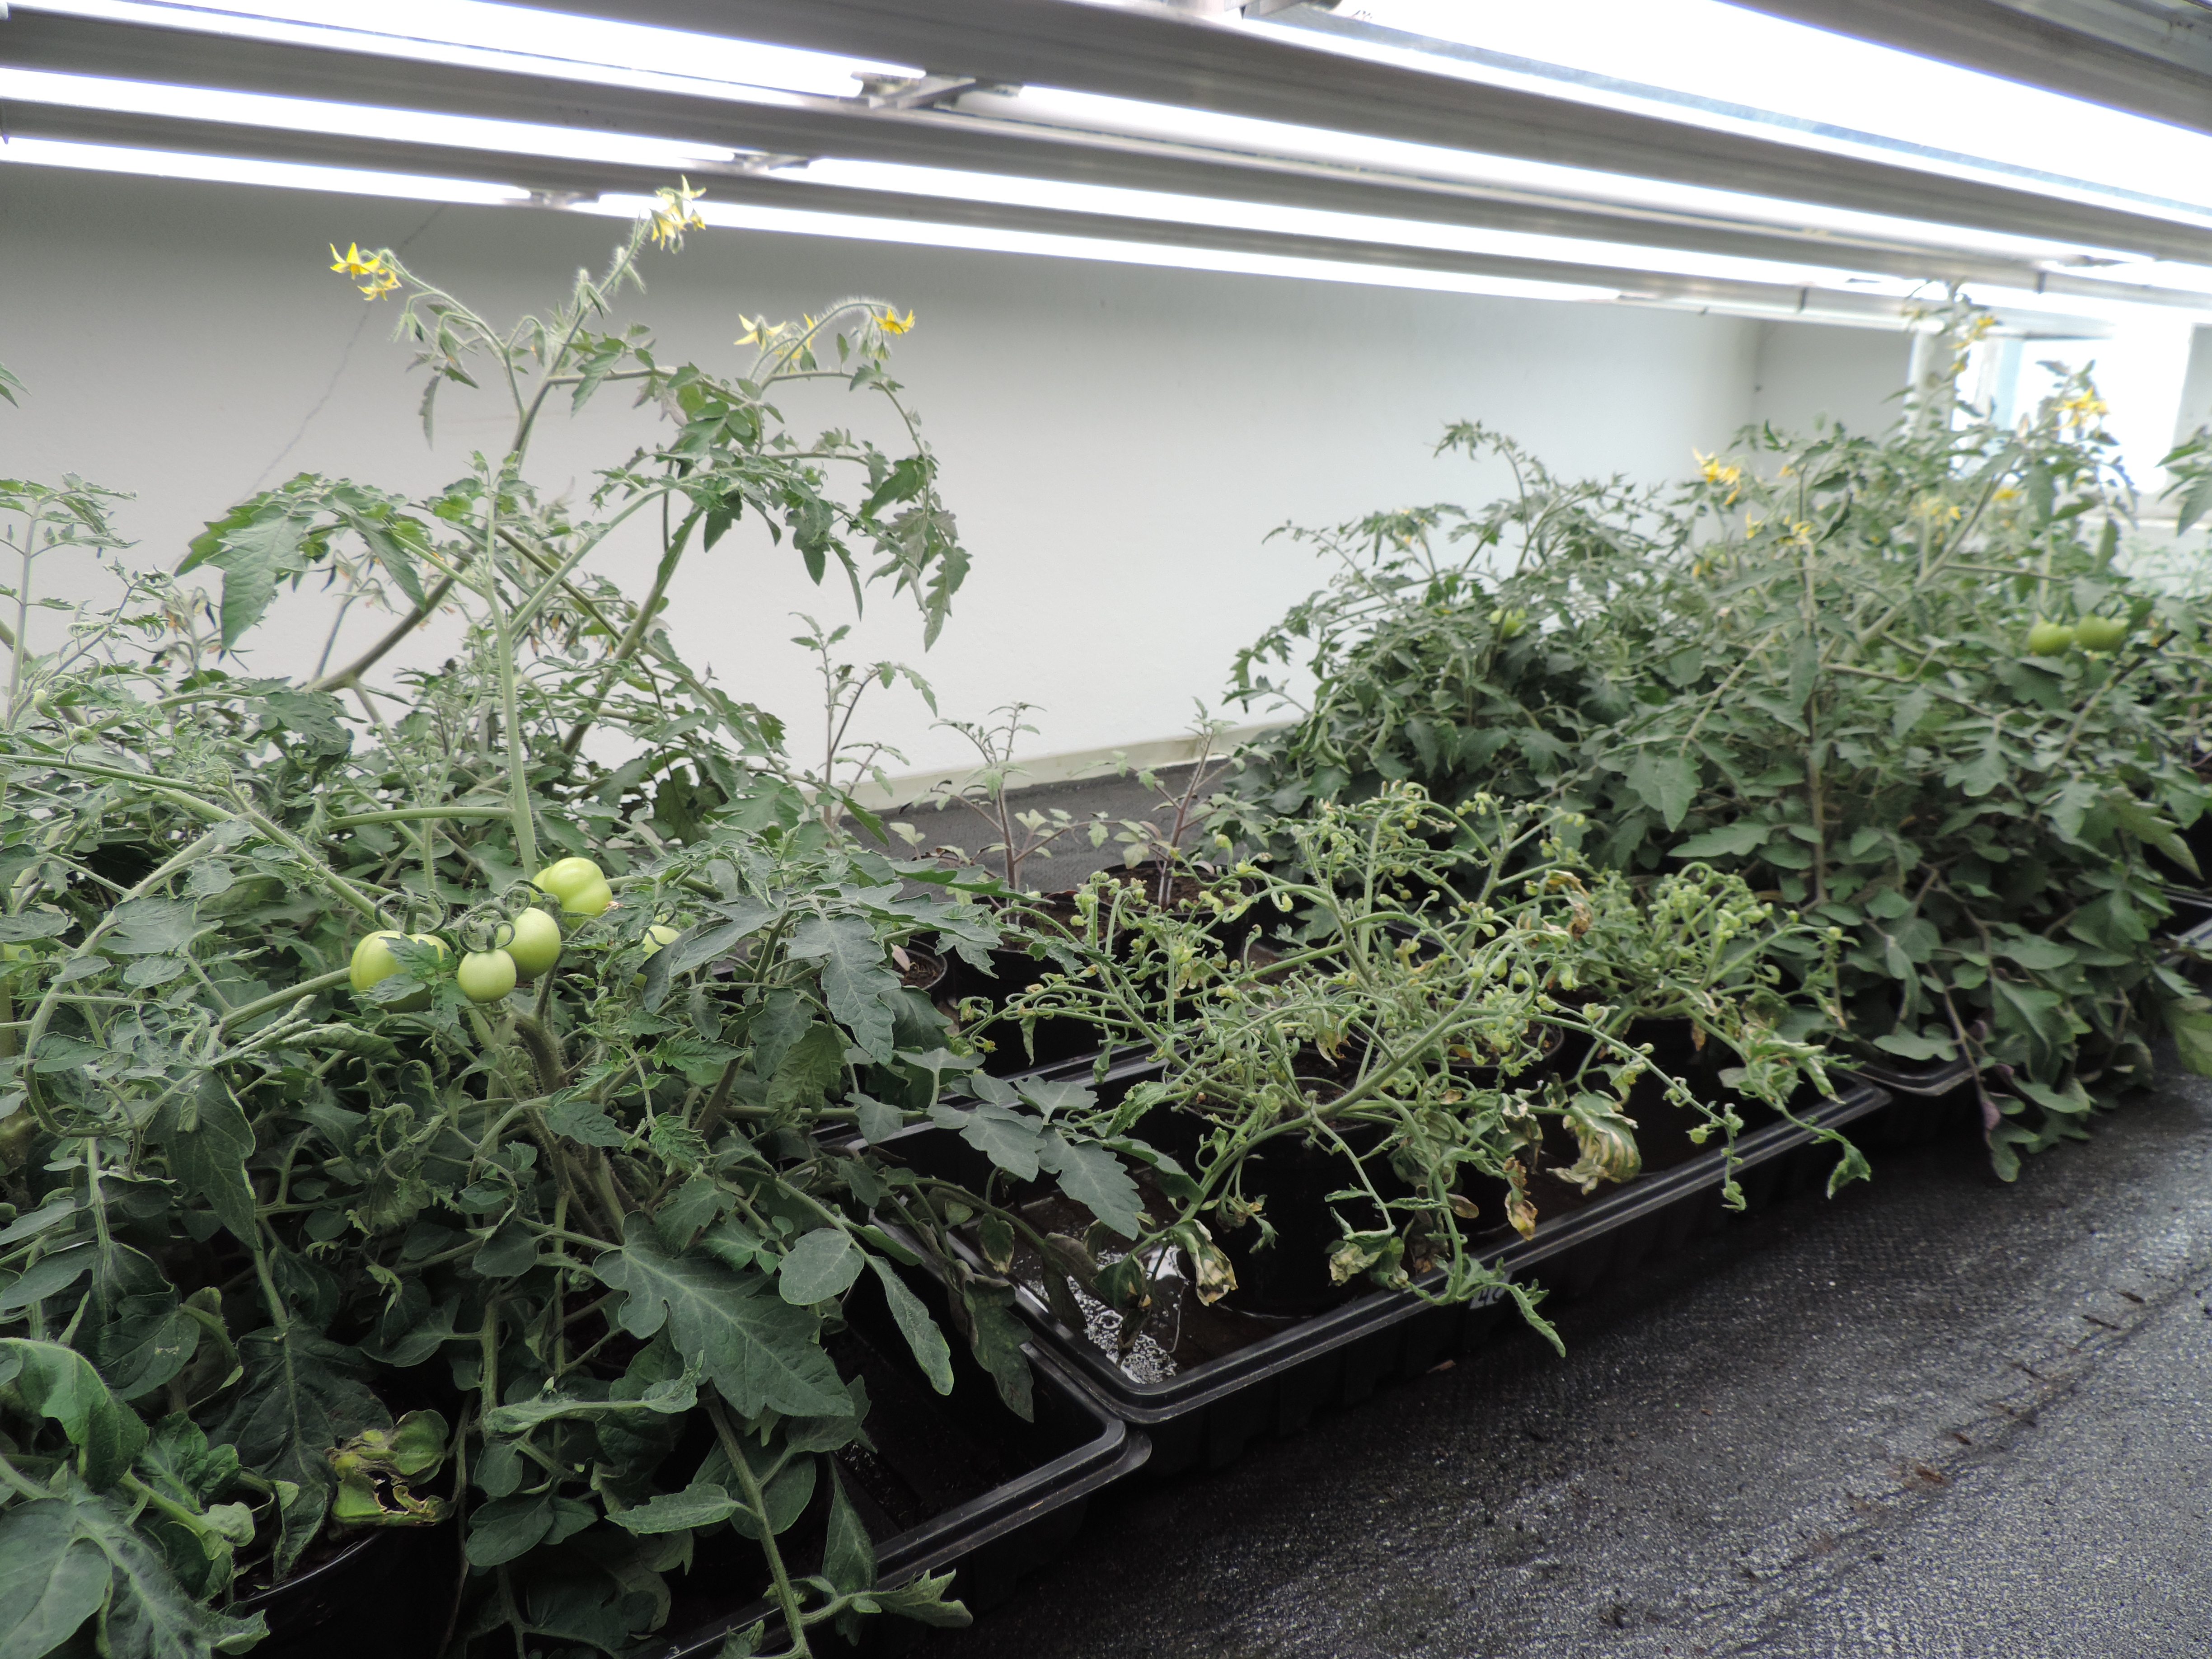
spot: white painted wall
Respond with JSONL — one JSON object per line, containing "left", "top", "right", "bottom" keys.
{"left": 3, "top": 165, "right": 1835, "bottom": 776}
{"left": 1748, "top": 317, "right": 1912, "bottom": 439}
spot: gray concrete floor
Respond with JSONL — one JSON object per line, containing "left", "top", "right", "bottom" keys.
{"left": 933, "top": 1065, "right": 2212, "bottom": 1658}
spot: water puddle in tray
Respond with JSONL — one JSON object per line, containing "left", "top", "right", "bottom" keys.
{"left": 976, "top": 1192, "right": 1297, "bottom": 1383}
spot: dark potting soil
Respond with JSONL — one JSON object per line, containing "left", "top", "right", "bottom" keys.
{"left": 894, "top": 944, "right": 947, "bottom": 993}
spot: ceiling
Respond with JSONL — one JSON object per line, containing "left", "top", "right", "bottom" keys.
{"left": 8, "top": 0, "right": 2212, "bottom": 335}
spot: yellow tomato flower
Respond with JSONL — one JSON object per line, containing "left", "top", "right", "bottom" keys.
{"left": 646, "top": 179, "right": 707, "bottom": 248}
{"left": 328, "top": 242, "right": 400, "bottom": 299}
{"left": 2059, "top": 391, "right": 2109, "bottom": 427}
{"left": 876, "top": 306, "right": 915, "bottom": 334}
{"left": 1694, "top": 448, "right": 1744, "bottom": 505}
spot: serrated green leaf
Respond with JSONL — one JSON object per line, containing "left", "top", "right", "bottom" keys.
{"left": 0, "top": 1502, "right": 109, "bottom": 1659}
{"left": 103, "top": 898, "right": 201, "bottom": 957}
{"left": 1670, "top": 821, "right": 1767, "bottom": 859}
{"left": 789, "top": 914, "right": 902, "bottom": 1061}
{"left": 1038, "top": 1132, "right": 1142, "bottom": 1239}
{"left": 157, "top": 1075, "right": 257, "bottom": 1246}
{"left": 610, "top": 1482, "right": 740, "bottom": 1536}
{"left": 928, "top": 1103, "right": 1047, "bottom": 1181}
{"left": 1625, "top": 751, "right": 1698, "bottom": 831}
{"left": 0, "top": 908, "right": 70, "bottom": 943}
{"left": 90, "top": 1293, "right": 199, "bottom": 1401}
{"left": 594, "top": 1216, "right": 847, "bottom": 1417}
{"left": 871, "top": 1568, "right": 971, "bottom": 1629}
{"left": 766, "top": 1022, "right": 847, "bottom": 1115}
{"left": 957, "top": 1277, "right": 1032, "bottom": 1422}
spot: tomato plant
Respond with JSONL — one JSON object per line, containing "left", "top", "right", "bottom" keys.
{"left": 1230, "top": 306, "right": 2212, "bottom": 1177}
{"left": 0, "top": 187, "right": 1020, "bottom": 1659}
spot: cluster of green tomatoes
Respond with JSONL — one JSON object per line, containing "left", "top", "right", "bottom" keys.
{"left": 345, "top": 855, "right": 675, "bottom": 1010}
{"left": 2027, "top": 612, "right": 2132, "bottom": 656}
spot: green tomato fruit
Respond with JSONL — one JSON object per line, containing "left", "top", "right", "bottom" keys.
{"left": 2026, "top": 619, "right": 2076, "bottom": 656}
{"left": 534, "top": 856, "right": 612, "bottom": 916}
{"left": 631, "top": 923, "right": 682, "bottom": 988}
{"left": 2074, "top": 613, "right": 2130, "bottom": 652}
{"left": 498, "top": 908, "right": 563, "bottom": 980}
{"left": 458, "top": 949, "right": 518, "bottom": 1004}
{"left": 350, "top": 931, "right": 446, "bottom": 1012}
{"left": 0, "top": 1109, "right": 40, "bottom": 1169}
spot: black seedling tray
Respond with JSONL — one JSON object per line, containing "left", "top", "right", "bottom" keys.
{"left": 1839, "top": 1053, "right": 1975, "bottom": 1102}
{"left": 876, "top": 1053, "right": 1894, "bottom": 1479}
{"left": 647, "top": 1271, "right": 1148, "bottom": 1658}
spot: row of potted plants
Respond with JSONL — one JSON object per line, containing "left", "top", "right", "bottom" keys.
{"left": 1225, "top": 303, "right": 2212, "bottom": 1177}
{"left": 2, "top": 198, "right": 2206, "bottom": 1659}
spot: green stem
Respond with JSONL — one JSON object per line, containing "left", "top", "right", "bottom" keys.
{"left": 8, "top": 539, "right": 33, "bottom": 727}
{"left": 326, "top": 806, "right": 512, "bottom": 830}
{"left": 479, "top": 484, "right": 540, "bottom": 881}
{"left": 706, "top": 1397, "right": 811, "bottom": 1658}
{"left": 0, "top": 1447, "right": 48, "bottom": 1501}
{"left": 307, "top": 568, "right": 463, "bottom": 694}
{"left": 216, "top": 969, "right": 354, "bottom": 1033}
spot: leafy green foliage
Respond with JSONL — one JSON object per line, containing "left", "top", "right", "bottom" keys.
{"left": 0, "top": 193, "right": 1017, "bottom": 1659}
{"left": 1232, "top": 331, "right": 2212, "bottom": 1172}
{"left": 916, "top": 787, "right": 1851, "bottom": 1358}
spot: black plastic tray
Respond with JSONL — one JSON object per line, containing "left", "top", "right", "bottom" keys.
{"left": 878, "top": 1055, "right": 1895, "bottom": 1478}
{"left": 240, "top": 1522, "right": 452, "bottom": 1659}
{"left": 2170, "top": 913, "right": 2212, "bottom": 956}
{"left": 647, "top": 1297, "right": 1148, "bottom": 1658}
{"left": 1839, "top": 1053, "right": 1975, "bottom": 1100}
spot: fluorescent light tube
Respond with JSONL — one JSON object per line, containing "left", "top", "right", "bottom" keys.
{"left": 786, "top": 156, "right": 1924, "bottom": 292}
{"left": 0, "top": 135, "right": 533, "bottom": 204}
{"left": 580, "top": 192, "right": 1622, "bottom": 303}
{"left": 0, "top": 67, "right": 744, "bottom": 169}
{"left": 954, "top": 86, "right": 2125, "bottom": 268}
{"left": 15, "top": 0, "right": 916, "bottom": 103}
{"left": 1279, "top": 1, "right": 2212, "bottom": 229}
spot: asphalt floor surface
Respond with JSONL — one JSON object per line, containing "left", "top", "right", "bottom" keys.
{"left": 929, "top": 1063, "right": 2212, "bottom": 1659}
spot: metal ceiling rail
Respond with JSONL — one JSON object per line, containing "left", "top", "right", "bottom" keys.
{"left": 0, "top": 1, "right": 2184, "bottom": 326}
{"left": 491, "top": 0, "right": 2212, "bottom": 262}
{"left": 1722, "top": 0, "right": 2212, "bottom": 138}
{"left": 0, "top": 9, "right": 2140, "bottom": 292}
{"left": 0, "top": 98, "right": 2127, "bottom": 337}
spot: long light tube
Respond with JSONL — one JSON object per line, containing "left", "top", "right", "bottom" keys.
{"left": 951, "top": 85, "right": 2128, "bottom": 268}
{"left": 785, "top": 157, "right": 1922, "bottom": 293}
{"left": 0, "top": 134, "right": 534, "bottom": 203}
{"left": 14, "top": 0, "right": 915, "bottom": 102}
{"left": 580, "top": 191, "right": 1622, "bottom": 303}
{"left": 1279, "top": 1, "right": 2212, "bottom": 229}
{"left": 0, "top": 67, "right": 746, "bottom": 169}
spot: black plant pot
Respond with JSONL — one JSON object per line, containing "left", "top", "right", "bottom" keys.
{"left": 235, "top": 1519, "right": 453, "bottom": 1659}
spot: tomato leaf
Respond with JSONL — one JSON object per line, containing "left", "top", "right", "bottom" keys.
{"left": 594, "top": 1217, "right": 847, "bottom": 1417}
